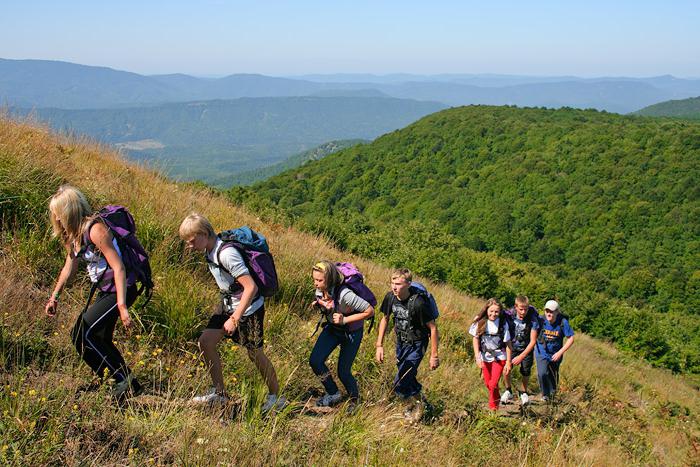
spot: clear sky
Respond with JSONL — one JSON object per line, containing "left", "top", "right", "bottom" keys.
{"left": 2, "top": 0, "right": 698, "bottom": 78}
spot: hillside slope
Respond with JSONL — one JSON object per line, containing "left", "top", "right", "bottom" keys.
{"left": 634, "top": 96, "right": 700, "bottom": 120}
{"left": 232, "top": 105, "right": 700, "bottom": 373}
{"left": 0, "top": 116, "right": 698, "bottom": 465}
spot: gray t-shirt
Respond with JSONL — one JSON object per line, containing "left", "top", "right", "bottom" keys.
{"left": 208, "top": 238, "right": 263, "bottom": 317}
{"left": 316, "top": 286, "right": 370, "bottom": 332}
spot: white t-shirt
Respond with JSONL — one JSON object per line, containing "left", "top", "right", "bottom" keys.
{"left": 469, "top": 318, "right": 511, "bottom": 362}
{"left": 81, "top": 238, "right": 121, "bottom": 284}
{"left": 207, "top": 238, "right": 263, "bottom": 317}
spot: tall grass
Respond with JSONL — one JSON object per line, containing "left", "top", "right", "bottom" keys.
{"left": 1, "top": 115, "right": 698, "bottom": 465}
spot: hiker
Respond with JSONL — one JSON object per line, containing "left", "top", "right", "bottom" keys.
{"left": 45, "top": 185, "right": 147, "bottom": 399}
{"left": 470, "top": 298, "right": 512, "bottom": 411}
{"left": 500, "top": 295, "right": 540, "bottom": 406}
{"left": 179, "top": 213, "right": 285, "bottom": 412}
{"left": 535, "top": 300, "right": 575, "bottom": 402}
{"left": 375, "top": 268, "right": 439, "bottom": 422}
{"left": 309, "top": 261, "right": 375, "bottom": 408}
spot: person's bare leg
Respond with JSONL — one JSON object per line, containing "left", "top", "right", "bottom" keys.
{"left": 199, "top": 329, "right": 226, "bottom": 393}
{"left": 521, "top": 374, "right": 530, "bottom": 394}
{"left": 247, "top": 348, "right": 279, "bottom": 395}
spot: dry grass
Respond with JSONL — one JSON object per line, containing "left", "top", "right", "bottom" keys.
{"left": 1, "top": 115, "right": 699, "bottom": 465}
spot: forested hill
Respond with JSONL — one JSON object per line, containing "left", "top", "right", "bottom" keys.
{"left": 634, "top": 96, "right": 700, "bottom": 119}
{"left": 233, "top": 105, "right": 700, "bottom": 373}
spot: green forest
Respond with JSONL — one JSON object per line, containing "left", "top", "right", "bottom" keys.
{"left": 231, "top": 105, "right": 700, "bottom": 373}
{"left": 226, "top": 139, "right": 367, "bottom": 186}
{"left": 634, "top": 96, "right": 700, "bottom": 120}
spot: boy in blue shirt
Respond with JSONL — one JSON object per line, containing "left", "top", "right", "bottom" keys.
{"left": 501, "top": 295, "right": 540, "bottom": 406}
{"left": 535, "top": 300, "right": 575, "bottom": 402}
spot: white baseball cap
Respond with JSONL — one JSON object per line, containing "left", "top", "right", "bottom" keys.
{"left": 544, "top": 300, "right": 560, "bottom": 312}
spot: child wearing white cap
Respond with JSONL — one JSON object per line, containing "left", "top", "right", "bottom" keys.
{"left": 535, "top": 300, "right": 575, "bottom": 402}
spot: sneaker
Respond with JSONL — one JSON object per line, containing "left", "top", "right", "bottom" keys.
{"left": 316, "top": 392, "right": 342, "bottom": 407}
{"left": 520, "top": 392, "right": 530, "bottom": 406}
{"left": 500, "top": 389, "right": 513, "bottom": 405}
{"left": 191, "top": 388, "right": 229, "bottom": 405}
{"left": 262, "top": 394, "right": 288, "bottom": 413}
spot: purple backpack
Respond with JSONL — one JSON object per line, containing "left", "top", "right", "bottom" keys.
{"left": 80, "top": 205, "right": 154, "bottom": 306}
{"left": 334, "top": 262, "right": 377, "bottom": 331}
{"left": 214, "top": 227, "right": 279, "bottom": 297}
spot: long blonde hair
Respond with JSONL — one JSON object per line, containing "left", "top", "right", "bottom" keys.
{"left": 48, "top": 185, "right": 93, "bottom": 248}
{"left": 471, "top": 298, "right": 503, "bottom": 336}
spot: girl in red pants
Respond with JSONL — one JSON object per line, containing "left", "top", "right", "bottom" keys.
{"left": 470, "top": 298, "right": 512, "bottom": 410}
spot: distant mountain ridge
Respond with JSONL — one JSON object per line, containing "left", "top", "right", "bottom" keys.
{"left": 3, "top": 58, "right": 700, "bottom": 112}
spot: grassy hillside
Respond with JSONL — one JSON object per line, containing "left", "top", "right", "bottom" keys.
{"left": 634, "top": 96, "right": 700, "bottom": 120}
{"left": 231, "top": 105, "right": 700, "bottom": 373}
{"left": 1, "top": 116, "right": 698, "bottom": 465}
{"left": 15, "top": 97, "right": 444, "bottom": 184}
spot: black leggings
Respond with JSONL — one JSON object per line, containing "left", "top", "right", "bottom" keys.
{"left": 71, "top": 286, "right": 138, "bottom": 383}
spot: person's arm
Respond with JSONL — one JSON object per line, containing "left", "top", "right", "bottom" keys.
{"left": 513, "top": 328, "right": 539, "bottom": 365}
{"left": 552, "top": 335, "right": 574, "bottom": 362}
{"left": 331, "top": 290, "right": 373, "bottom": 325}
{"left": 472, "top": 335, "right": 483, "bottom": 368}
{"left": 223, "top": 274, "right": 258, "bottom": 334}
{"left": 91, "top": 223, "right": 131, "bottom": 329}
{"left": 335, "top": 305, "right": 373, "bottom": 324}
{"left": 45, "top": 247, "right": 80, "bottom": 316}
{"left": 375, "top": 315, "right": 390, "bottom": 363}
{"left": 504, "top": 342, "right": 512, "bottom": 375}
{"left": 427, "top": 320, "right": 439, "bottom": 369}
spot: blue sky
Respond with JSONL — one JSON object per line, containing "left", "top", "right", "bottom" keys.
{"left": 2, "top": 0, "right": 698, "bottom": 77}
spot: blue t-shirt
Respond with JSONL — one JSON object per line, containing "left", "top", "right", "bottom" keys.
{"left": 535, "top": 314, "right": 574, "bottom": 360}
{"left": 505, "top": 306, "right": 540, "bottom": 353}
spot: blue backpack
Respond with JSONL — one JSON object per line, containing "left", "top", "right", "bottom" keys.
{"left": 210, "top": 226, "right": 279, "bottom": 298}
{"left": 408, "top": 281, "right": 440, "bottom": 323}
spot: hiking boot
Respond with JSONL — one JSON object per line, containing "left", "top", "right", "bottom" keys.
{"left": 262, "top": 394, "right": 288, "bottom": 413}
{"left": 500, "top": 389, "right": 513, "bottom": 405}
{"left": 520, "top": 392, "right": 530, "bottom": 406}
{"left": 411, "top": 398, "right": 425, "bottom": 423}
{"left": 191, "top": 388, "right": 229, "bottom": 405}
{"left": 316, "top": 392, "right": 342, "bottom": 407}
{"left": 112, "top": 375, "right": 143, "bottom": 401}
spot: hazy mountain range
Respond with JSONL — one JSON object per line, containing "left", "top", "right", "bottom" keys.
{"left": 3, "top": 58, "right": 700, "bottom": 113}
{"left": 13, "top": 96, "right": 444, "bottom": 183}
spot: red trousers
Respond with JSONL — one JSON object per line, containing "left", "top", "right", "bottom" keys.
{"left": 481, "top": 360, "right": 505, "bottom": 410}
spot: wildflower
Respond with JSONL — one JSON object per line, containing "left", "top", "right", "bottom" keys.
{"left": 28, "top": 389, "right": 36, "bottom": 396}
{"left": 138, "top": 360, "right": 145, "bottom": 366}
{"left": 196, "top": 437, "right": 208, "bottom": 445}
{"left": 41, "top": 397, "right": 47, "bottom": 402}
{"left": 53, "top": 332, "right": 59, "bottom": 336}
{"left": 187, "top": 374, "right": 193, "bottom": 378}
{"left": 10, "top": 391, "right": 17, "bottom": 397}
{"left": 73, "top": 404, "right": 78, "bottom": 410}
{"left": 156, "top": 348, "right": 163, "bottom": 354}
{"left": 217, "top": 447, "right": 230, "bottom": 453}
